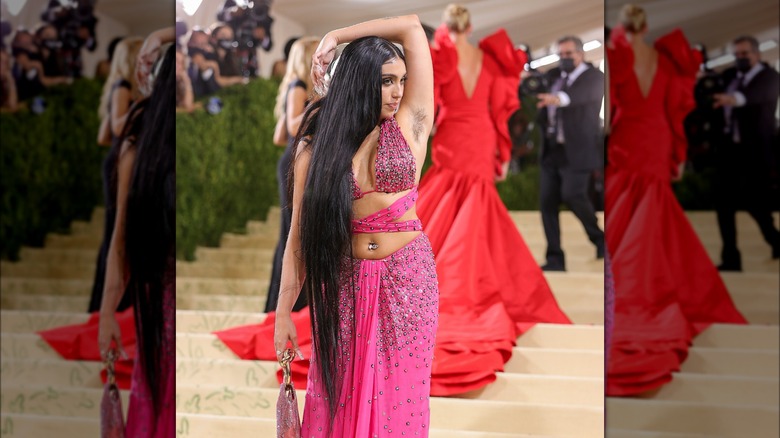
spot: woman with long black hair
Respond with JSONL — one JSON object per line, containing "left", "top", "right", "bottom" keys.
{"left": 273, "top": 15, "right": 436, "bottom": 437}
{"left": 97, "top": 37, "right": 176, "bottom": 436}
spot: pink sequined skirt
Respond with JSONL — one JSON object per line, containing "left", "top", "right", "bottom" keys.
{"left": 124, "top": 275, "right": 175, "bottom": 437}
{"left": 301, "top": 233, "right": 439, "bottom": 437}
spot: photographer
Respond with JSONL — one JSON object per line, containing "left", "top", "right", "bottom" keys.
{"left": 535, "top": 35, "right": 605, "bottom": 271}
{"left": 216, "top": 0, "right": 273, "bottom": 77}
{"left": 209, "top": 22, "right": 242, "bottom": 78}
{"left": 711, "top": 35, "right": 780, "bottom": 270}
{"left": 11, "top": 29, "right": 70, "bottom": 101}
{"left": 40, "top": 0, "right": 98, "bottom": 77}
{"left": 186, "top": 28, "right": 246, "bottom": 99}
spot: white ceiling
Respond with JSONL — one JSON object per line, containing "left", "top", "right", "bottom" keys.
{"left": 176, "top": 0, "right": 605, "bottom": 71}
{"left": 606, "top": 0, "right": 779, "bottom": 65}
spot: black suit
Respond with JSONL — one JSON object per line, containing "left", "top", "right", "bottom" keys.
{"left": 537, "top": 63, "right": 605, "bottom": 268}
{"left": 715, "top": 63, "right": 780, "bottom": 266}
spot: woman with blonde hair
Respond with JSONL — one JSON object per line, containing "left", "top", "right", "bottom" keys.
{"left": 98, "top": 37, "right": 143, "bottom": 143}
{"left": 265, "top": 36, "right": 319, "bottom": 313}
{"left": 605, "top": 3, "right": 745, "bottom": 396}
{"left": 415, "top": 3, "right": 570, "bottom": 394}
{"left": 89, "top": 36, "right": 144, "bottom": 313}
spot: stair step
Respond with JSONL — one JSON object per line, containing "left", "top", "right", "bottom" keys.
{"left": 681, "top": 347, "right": 779, "bottom": 377}
{"left": 694, "top": 324, "right": 779, "bottom": 349}
{"left": 606, "top": 397, "right": 779, "bottom": 437}
{"left": 176, "top": 278, "right": 269, "bottom": 296}
{"left": 18, "top": 247, "right": 99, "bottom": 264}
{"left": 175, "top": 310, "right": 267, "bottom": 333}
{"left": 0, "top": 414, "right": 99, "bottom": 438}
{"left": 0, "top": 385, "right": 129, "bottom": 418}
{"left": 637, "top": 372, "right": 779, "bottom": 405}
{"left": 0, "top": 333, "right": 61, "bottom": 359}
{"left": 175, "top": 384, "right": 603, "bottom": 436}
{"left": 506, "top": 347, "right": 603, "bottom": 378}
{"left": 1, "top": 294, "right": 87, "bottom": 312}
{"left": 175, "top": 261, "right": 271, "bottom": 279}
{"left": 0, "top": 311, "right": 88, "bottom": 333}
{"left": 43, "top": 234, "right": 103, "bottom": 250}
{"left": 0, "top": 261, "right": 95, "bottom": 280}
{"left": 0, "top": 358, "right": 102, "bottom": 387}
{"left": 0, "top": 278, "right": 92, "bottom": 296}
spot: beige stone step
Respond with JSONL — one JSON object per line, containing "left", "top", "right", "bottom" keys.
{"left": 505, "top": 348, "right": 603, "bottom": 378}
{"left": 175, "top": 384, "right": 602, "bottom": 436}
{"left": 0, "top": 414, "right": 99, "bottom": 438}
{"left": 176, "top": 333, "right": 604, "bottom": 378}
{"left": 176, "top": 358, "right": 278, "bottom": 388}
{"left": 175, "top": 294, "right": 268, "bottom": 313}
{"left": 680, "top": 347, "right": 778, "bottom": 377}
{"left": 193, "top": 247, "right": 274, "bottom": 264}
{"left": 0, "top": 311, "right": 88, "bottom": 333}
{"left": 174, "top": 293, "right": 604, "bottom": 325}
{"left": 1, "top": 294, "right": 87, "bottom": 312}
{"left": 218, "top": 233, "right": 278, "bottom": 249}
{"left": 635, "top": 373, "right": 778, "bottom": 406}
{"left": 454, "top": 373, "right": 602, "bottom": 406}
{"left": 721, "top": 272, "right": 779, "bottom": 292}
{"left": 43, "top": 233, "right": 103, "bottom": 250}
{"left": 0, "top": 333, "right": 61, "bottom": 359}
{"left": 67, "top": 219, "right": 102, "bottom": 236}
{"left": 0, "top": 261, "right": 95, "bottom": 280}
{"left": 174, "top": 413, "right": 550, "bottom": 438}
{"left": 175, "top": 261, "right": 271, "bottom": 279}
{"left": 176, "top": 277, "right": 269, "bottom": 296}
{"left": 694, "top": 324, "right": 779, "bottom": 349}
{"left": 606, "top": 397, "right": 779, "bottom": 437}
{"left": 0, "top": 278, "right": 92, "bottom": 296}
{"left": 516, "top": 323, "right": 603, "bottom": 351}
{"left": 0, "top": 385, "right": 130, "bottom": 418}
{"left": 17, "top": 247, "right": 99, "bottom": 264}
{"left": 0, "top": 358, "right": 102, "bottom": 387}
{"left": 606, "top": 429, "right": 736, "bottom": 438}
{"left": 176, "top": 310, "right": 266, "bottom": 333}
{"left": 175, "top": 356, "right": 602, "bottom": 407}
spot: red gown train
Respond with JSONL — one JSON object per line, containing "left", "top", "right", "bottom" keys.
{"left": 605, "top": 26, "right": 747, "bottom": 396}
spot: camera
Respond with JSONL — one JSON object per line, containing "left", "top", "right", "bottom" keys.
{"left": 517, "top": 44, "right": 549, "bottom": 98}
{"left": 218, "top": 0, "right": 274, "bottom": 77}
{"left": 40, "top": 0, "right": 98, "bottom": 77}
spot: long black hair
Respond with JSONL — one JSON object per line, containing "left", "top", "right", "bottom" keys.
{"left": 124, "top": 44, "right": 176, "bottom": 414}
{"left": 292, "top": 36, "right": 405, "bottom": 420}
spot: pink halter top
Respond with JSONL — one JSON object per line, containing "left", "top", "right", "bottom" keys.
{"left": 351, "top": 117, "right": 422, "bottom": 234}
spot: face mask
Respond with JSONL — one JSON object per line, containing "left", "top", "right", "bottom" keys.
{"left": 217, "top": 39, "right": 236, "bottom": 50}
{"left": 735, "top": 57, "right": 752, "bottom": 73}
{"left": 560, "top": 58, "right": 576, "bottom": 73}
{"left": 42, "top": 39, "right": 62, "bottom": 50}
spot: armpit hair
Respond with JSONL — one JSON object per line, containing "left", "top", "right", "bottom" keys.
{"left": 411, "top": 107, "right": 427, "bottom": 142}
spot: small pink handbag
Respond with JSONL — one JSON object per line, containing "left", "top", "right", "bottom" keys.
{"left": 276, "top": 349, "right": 301, "bottom": 438}
{"left": 101, "top": 350, "right": 126, "bottom": 438}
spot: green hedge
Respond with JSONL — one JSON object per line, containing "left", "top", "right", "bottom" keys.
{"left": 176, "top": 79, "right": 283, "bottom": 260}
{"left": 0, "top": 80, "right": 104, "bottom": 260}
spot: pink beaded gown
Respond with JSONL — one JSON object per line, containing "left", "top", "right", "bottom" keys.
{"left": 297, "top": 116, "right": 439, "bottom": 437}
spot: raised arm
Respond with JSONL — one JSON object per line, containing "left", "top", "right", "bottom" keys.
{"left": 312, "top": 15, "right": 434, "bottom": 147}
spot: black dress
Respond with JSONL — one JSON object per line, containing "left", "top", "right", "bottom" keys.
{"left": 264, "top": 79, "right": 308, "bottom": 313}
{"left": 87, "top": 79, "right": 136, "bottom": 313}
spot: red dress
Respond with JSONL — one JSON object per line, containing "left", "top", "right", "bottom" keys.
{"left": 605, "top": 27, "right": 747, "bottom": 396}
{"left": 417, "top": 25, "right": 571, "bottom": 395}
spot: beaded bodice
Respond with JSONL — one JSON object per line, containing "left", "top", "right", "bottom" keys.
{"left": 351, "top": 116, "right": 416, "bottom": 200}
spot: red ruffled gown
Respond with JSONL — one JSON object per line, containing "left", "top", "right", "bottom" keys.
{"left": 417, "top": 25, "right": 571, "bottom": 394}
{"left": 605, "top": 27, "right": 747, "bottom": 396}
